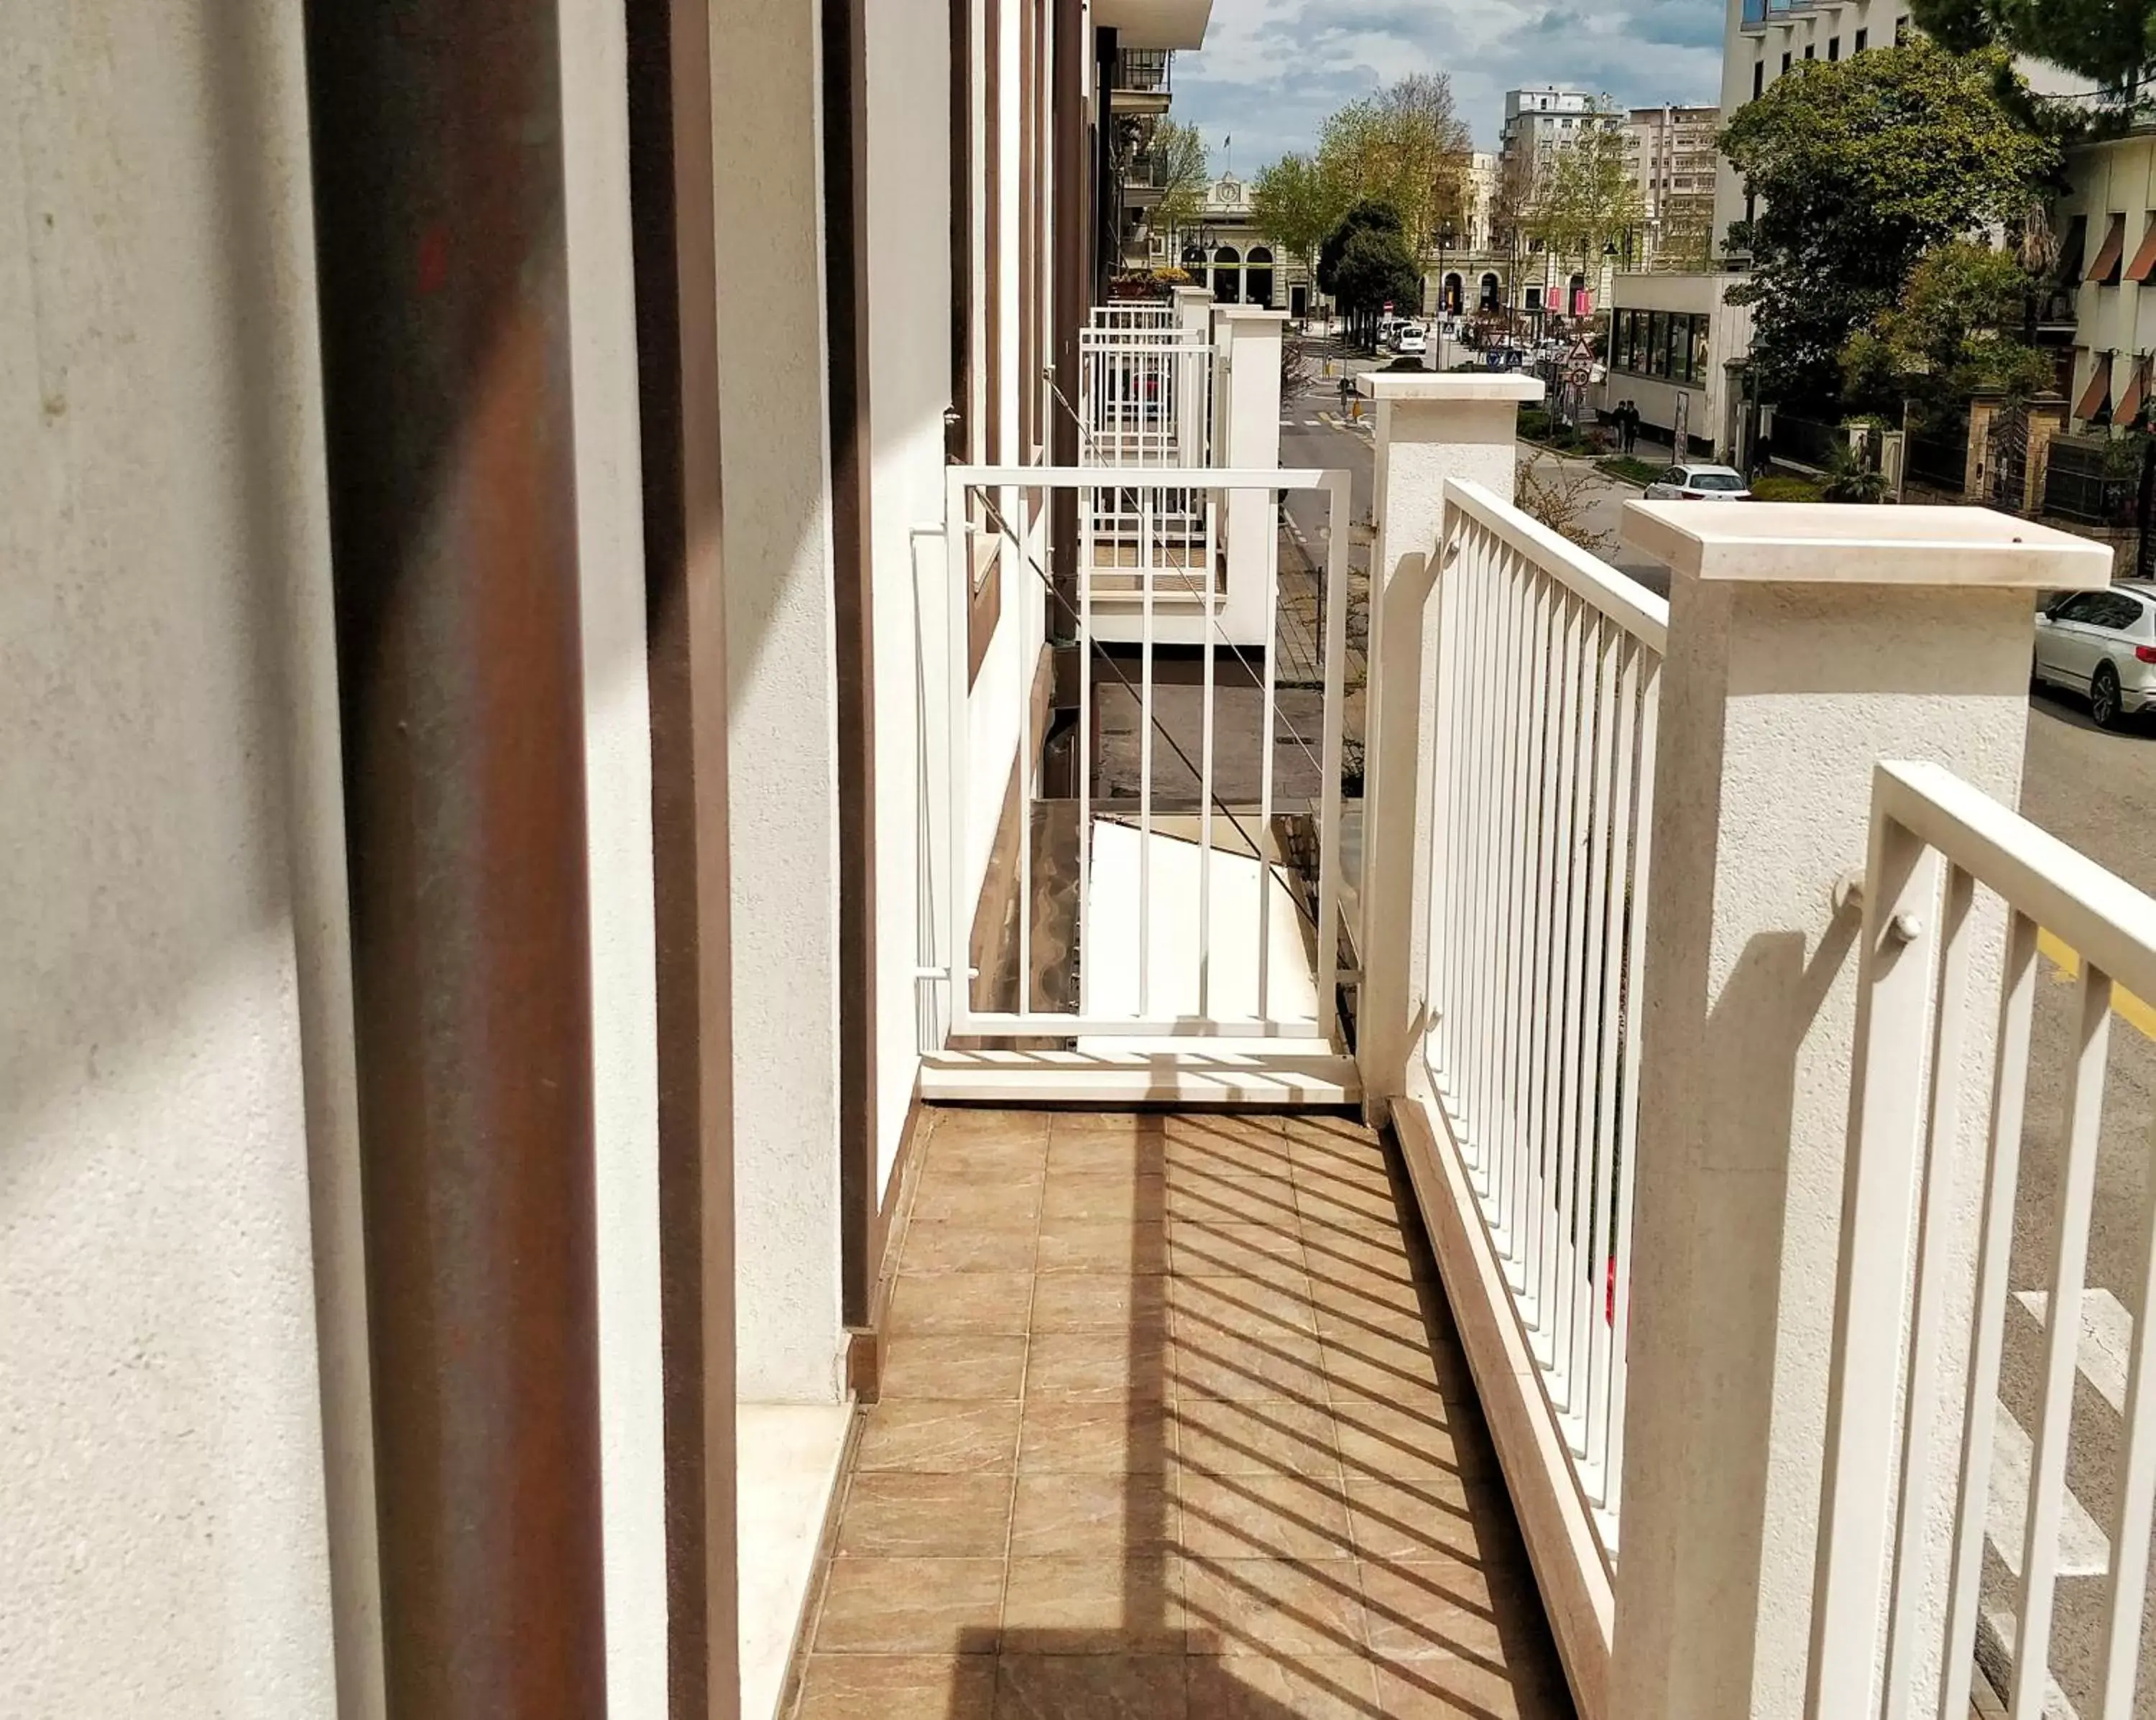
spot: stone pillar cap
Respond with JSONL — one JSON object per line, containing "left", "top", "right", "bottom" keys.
{"left": 1622, "top": 500, "right": 2112, "bottom": 588}
{"left": 1212, "top": 306, "right": 1289, "bottom": 323}
{"left": 1353, "top": 372, "right": 1544, "bottom": 402}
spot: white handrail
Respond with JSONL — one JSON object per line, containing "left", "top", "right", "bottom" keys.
{"left": 1416, "top": 479, "right": 1667, "bottom": 1566}
{"left": 1810, "top": 759, "right": 2156, "bottom": 1720}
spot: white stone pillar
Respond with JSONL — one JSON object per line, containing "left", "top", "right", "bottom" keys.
{"left": 1355, "top": 373, "right": 1544, "bottom": 1117}
{"left": 1608, "top": 503, "right": 2109, "bottom": 1719}
{"left": 1210, "top": 307, "right": 1288, "bottom": 644}
{"left": 1173, "top": 282, "right": 1213, "bottom": 344}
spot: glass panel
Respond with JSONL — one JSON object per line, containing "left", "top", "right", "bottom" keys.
{"left": 1646, "top": 312, "right": 1667, "bottom": 377}
{"left": 1689, "top": 315, "right": 1710, "bottom": 384}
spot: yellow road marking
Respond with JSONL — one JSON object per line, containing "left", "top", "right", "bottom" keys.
{"left": 2037, "top": 928, "right": 2156, "bottom": 1042}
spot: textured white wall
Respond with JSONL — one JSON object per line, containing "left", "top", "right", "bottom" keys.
{"left": 558, "top": 0, "right": 671, "bottom": 1708}
{"left": 865, "top": 0, "right": 952, "bottom": 1195}
{"left": 0, "top": 2, "right": 351, "bottom": 1713}
{"left": 714, "top": 0, "right": 848, "bottom": 1404}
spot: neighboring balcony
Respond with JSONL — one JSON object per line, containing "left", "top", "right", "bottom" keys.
{"left": 1111, "top": 48, "right": 1172, "bottom": 118}
{"left": 890, "top": 357, "right": 2156, "bottom": 1720}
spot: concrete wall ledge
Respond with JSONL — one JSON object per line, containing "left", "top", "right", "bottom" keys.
{"left": 1623, "top": 501, "right": 2114, "bottom": 588}
{"left": 1357, "top": 372, "right": 1544, "bottom": 403}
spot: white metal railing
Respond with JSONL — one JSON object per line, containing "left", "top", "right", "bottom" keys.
{"left": 1077, "top": 322, "right": 1217, "bottom": 589}
{"left": 1089, "top": 302, "right": 1177, "bottom": 333}
{"left": 1810, "top": 761, "right": 2156, "bottom": 1720}
{"left": 937, "top": 463, "right": 1351, "bottom": 1051}
{"left": 1419, "top": 477, "right": 1667, "bottom": 1561}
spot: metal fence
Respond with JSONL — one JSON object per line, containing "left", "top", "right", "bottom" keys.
{"left": 1416, "top": 477, "right": 1669, "bottom": 1565}
{"left": 1907, "top": 425, "right": 1971, "bottom": 494}
{"left": 2042, "top": 435, "right": 2132, "bottom": 527}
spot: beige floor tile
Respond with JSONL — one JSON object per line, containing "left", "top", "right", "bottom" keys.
{"left": 1306, "top": 1263, "right": 1429, "bottom": 1321}
{"left": 1000, "top": 1555, "right": 1189, "bottom": 1652}
{"left": 1177, "top": 1471, "right": 1355, "bottom": 1561}
{"left": 993, "top": 1653, "right": 1189, "bottom": 1719}
{"left": 836, "top": 1472, "right": 1017, "bottom": 1559}
{"left": 1172, "top": 1395, "right": 1342, "bottom": 1480}
{"left": 902, "top": 1220, "right": 1040, "bottom": 1275}
{"left": 910, "top": 1177, "right": 1046, "bottom": 1228}
{"left": 1170, "top": 1319, "right": 1331, "bottom": 1403}
{"left": 1161, "top": 1116, "right": 1294, "bottom": 1177}
{"left": 1161, "top": 1173, "right": 1300, "bottom": 1231}
{"left": 1019, "top": 1397, "right": 1174, "bottom": 1475}
{"left": 1047, "top": 1129, "right": 1170, "bottom": 1178}
{"left": 878, "top": 1334, "right": 1029, "bottom": 1401}
{"left": 1026, "top": 1330, "right": 1172, "bottom": 1400}
{"left": 927, "top": 1132, "right": 1051, "bottom": 1182}
{"left": 1293, "top": 1175, "right": 1404, "bottom": 1231}
{"left": 1179, "top": 1558, "right": 1366, "bottom": 1657}
{"left": 1029, "top": 1271, "right": 1170, "bottom": 1334}
{"left": 929, "top": 1106, "right": 1054, "bottom": 1147}
{"left": 888, "top": 1270, "right": 1036, "bottom": 1336}
{"left": 1037, "top": 1217, "right": 1170, "bottom": 1275}
{"left": 793, "top": 1653, "right": 997, "bottom": 1720}
{"left": 1009, "top": 1471, "right": 1177, "bottom": 1558}
{"left": 1356, "top": 1559, "right": 1517, "bottom": 1662}
{"left": 1039, "top": 1172, "right": 1169, "bottom": 1224}
{"left": 1186, "top": 1653, "right": 1382, "bottom": 1719}
{"left": 1331, "top": 1392, "right": 1485, "bottom": 1481}
{"left": 1169, "top": 1273, "right": 1318, "bottom": 1348}
{"left": 1342, "top": 1473, "right": 1519, "bottom": 1565}
{"left": 1171, "top": 1220, "right": 1307, "bottom": 1278}
{"left": 1370, "top": 1656, "right": 1574, "bottom": 1719}
{"left": 812, "top": 1555, "right": 1007, "bottom": 1653}
{"left": 857, "top": 1399, "right": 1023, "bottom": 1473}
{"left": 1302, "top": 1229, "right": 1431, "bottom": 1290}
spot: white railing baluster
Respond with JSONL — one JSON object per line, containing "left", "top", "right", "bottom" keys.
{"left": 1391, "top": 476, "right": 1667, "bottom": 1575}
{"left": 1077, "top": 476, "right": 1094, "bottom": 1019}
{"left": 1014, "top": 486, "right": 1031, "bottom": 1021}
{"left": 1256, "top": 484, "right": 1276, "bottom": 1025}
{"left": 1315, "top": 467, "right": 1350, "bottom": 1043}
{"left": 1198, "top": 485, "right": 1216, "bottom": 1021}
{"left": 1937, "top": 911, "right": 2037, "bottom": 1720}
{"left": 2096, "top": 1077, "right": 2156, "bottom": 1720}
{"left": 2009, "top": 967, "right": 2113, "bottom": 1720}
{"left": 1138, "top": 481, "right": 1155, "bottom": 1020}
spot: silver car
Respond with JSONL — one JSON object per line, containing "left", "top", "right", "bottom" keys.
{"left": 2032, "top": 581, "right": 2156, "bottom": 730}
{"left": 1642, "top": 463, "right": 1751, "bottom": 501}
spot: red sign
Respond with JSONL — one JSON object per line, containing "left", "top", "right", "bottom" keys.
{"left": 1383, "top": 300, "right": 1394, "bottom": 313}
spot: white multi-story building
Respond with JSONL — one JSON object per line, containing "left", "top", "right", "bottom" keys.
{"left": 1500, "top": 83, "right": 1615, "bottom": 167}
{"left": 1626, "top": 103, "right": 1721, "bottom": 260}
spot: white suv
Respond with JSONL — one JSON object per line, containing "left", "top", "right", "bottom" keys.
{"left": 2032, "top": 581, "right": 2156, "bottom": 730}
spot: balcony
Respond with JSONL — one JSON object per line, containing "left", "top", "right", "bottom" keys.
{"left": 886, "top": 354, "right": 2156, "bottom": 1719}
{"left": 788, "top": 1109, "right": 1572, "bottom": 1716}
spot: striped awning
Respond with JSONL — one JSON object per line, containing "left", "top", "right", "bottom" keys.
{"left": 2076, "top": 349, "right": 2114, "bottom": 422}
{"left": 2091, "top": 213, "right": 2128, "bottom": 285}
{"left": 2127, "top": 216, "right": 2156, "bottom": 284}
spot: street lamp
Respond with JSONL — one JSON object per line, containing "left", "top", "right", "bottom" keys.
{"left": 1434, "top": 218, "right": 1458, "bottom": 368}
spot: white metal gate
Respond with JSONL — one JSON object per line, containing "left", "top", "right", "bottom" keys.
{"left": 924, "top": 462, "right": 1360, "bottom": 1104}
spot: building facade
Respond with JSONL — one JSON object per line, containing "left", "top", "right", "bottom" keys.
{"left": 1626, "top": 103, "right": 1720, "bottom": 262}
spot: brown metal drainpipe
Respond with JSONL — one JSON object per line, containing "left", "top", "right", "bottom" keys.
{"left": 300, "top": 4, "right": 609, "bottom": 1715}
{"left": 622, "top": 0, "right": 740, "bottom": 1710}
{"left": 1051, "top": 0, "right": 1088, "bottom": 636}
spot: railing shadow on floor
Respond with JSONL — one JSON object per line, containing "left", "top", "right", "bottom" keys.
{"left": 783, "top": 1109, "right": 1575, "bottom": 1719}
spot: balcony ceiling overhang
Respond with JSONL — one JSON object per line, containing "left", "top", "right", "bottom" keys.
{"left": 1095, "top": 0, "right": 1211, "bottom": 50}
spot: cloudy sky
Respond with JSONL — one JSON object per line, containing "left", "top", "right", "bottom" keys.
{"left": 1170, "top": 0, "right": 1726, "bottom": 167}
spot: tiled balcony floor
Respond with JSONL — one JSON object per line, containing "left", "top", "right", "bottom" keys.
{"left": 783, "top": 1109, "right": 1575, "bottom": 1720}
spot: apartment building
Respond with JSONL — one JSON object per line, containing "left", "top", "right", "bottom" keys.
{"left": 1500, "top": 83, "right": 1617, "bottom": 167}
{"left": 1625, "top": 103, "right": 1720, "bottom": 260}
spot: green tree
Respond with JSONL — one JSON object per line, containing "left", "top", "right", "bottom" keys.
{"left": 1839, "top": 239, "right": 2055, "bottom": 415}
{"left": 1143, "top": 119, "right": 1210, "bottom": 249}
{"left": 1720, "top": 42, "right": 2058, "bottom": 409}
{"left": 1314, "top": 75, "right": 1473, "bottom": 252}
{"left": 1318, "top": 202, "right": 1421, "bottom": 344}
{"left": 1252, "top": 153, "right": 1347, "bottom": 311}
{"left": 1912, "top": 0, "right": 2155, "bottom": 92}
{"left": 1525, "top": 108, "right": 1642, "bottom": 277}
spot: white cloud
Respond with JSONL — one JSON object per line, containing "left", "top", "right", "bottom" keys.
{"left": 1171, "top": 0, "right": 1725, "bottom": 167}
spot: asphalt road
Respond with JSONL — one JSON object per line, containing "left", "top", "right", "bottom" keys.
{"left": 1275, "top": 392, "right": 2156, "bottom": 1712}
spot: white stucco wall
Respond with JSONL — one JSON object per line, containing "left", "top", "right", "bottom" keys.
{"left": 714, "top": 0, "right": 849, "bottom": 1404}
{"left": 1606, "top": 271, "right": 1755, "bottom": 459}
{"left": 1, "top": 3, "right": 351, "bottom": 1713}
{"left": 559, "top": 0, "right": 671, "bottom": 1709}
{"left": 865, "top": 0, "right": 953, "bottom": 1195}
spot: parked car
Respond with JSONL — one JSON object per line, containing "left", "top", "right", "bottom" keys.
{"left": 1643, "top": 463, "right": 1752, "bottom": 501}
{"left": 1396, "top": 328, "right": 1428, "bottom": 357}
{"left": 2032, "top": 581, "right": 2156, "bottom": 730}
